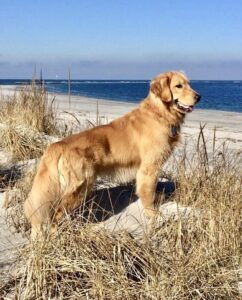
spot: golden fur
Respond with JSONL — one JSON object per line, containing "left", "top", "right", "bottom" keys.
{"left": 24, "top": 71, "right": 200, "bottom": 237}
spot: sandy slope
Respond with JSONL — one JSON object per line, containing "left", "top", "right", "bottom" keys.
{"left": 0, "top": 193, "right": 26, "bottom": 273}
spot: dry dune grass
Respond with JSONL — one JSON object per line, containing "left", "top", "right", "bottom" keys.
{"left": 0, "top": 126, "right": 48, "bottom": 161}
{"left": 0, "top": 82, "right": 58, "bottom": 161}
{"left": 1, "top": 137, "right": 241, "bottom": 299}
{"left": 0, "top": 82, "right": 57, "bottom": 135}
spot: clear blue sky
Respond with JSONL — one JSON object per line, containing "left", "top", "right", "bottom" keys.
{"left": 1, "top": 0, "right": 242, "bottom": 79}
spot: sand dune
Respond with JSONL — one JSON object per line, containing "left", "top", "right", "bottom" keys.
{"left": 0, "top": 85, "right": 241, "bottom": 294}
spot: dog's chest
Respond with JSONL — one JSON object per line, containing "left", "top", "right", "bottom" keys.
{"left": 98, "top": 166, "right": 138, "bottom": 184}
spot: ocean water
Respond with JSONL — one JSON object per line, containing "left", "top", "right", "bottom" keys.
{"left": 1, "top": 79, "right": 242, "bottom": 113}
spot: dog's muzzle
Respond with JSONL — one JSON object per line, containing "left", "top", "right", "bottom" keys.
{"left": 174, "top": 93, "right": 201, "bottom": 113}
{"left": 174, "top": 99, "right": 194, "bottom": 113}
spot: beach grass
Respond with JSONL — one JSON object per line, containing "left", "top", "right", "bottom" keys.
{"left": 1, "top": 137, "right": 241, "bottom": 299}
{"left": 0, "top": 82, "right": 58, "bottom": 161}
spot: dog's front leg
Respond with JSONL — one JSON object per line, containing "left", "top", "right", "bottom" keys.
{"left": 136, "top": 163, "right": 160, "bottom": 218}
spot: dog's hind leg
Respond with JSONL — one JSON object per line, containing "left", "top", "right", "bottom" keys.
{"left": 24, "top": 173, "right": 61, "bottom": 239}
{"left": 51, "top": 178, "right": 94, "bottom": 228}
{"left": 51, "top": 148, "right": 96, "bottom": 229}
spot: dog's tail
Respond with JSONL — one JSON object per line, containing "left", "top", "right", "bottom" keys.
{"left": 24, "top": 142, "right": 64, "bottom": 237}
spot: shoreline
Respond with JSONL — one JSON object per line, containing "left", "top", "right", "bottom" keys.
{"left": 1, "top": 84, "right": 242, "bottom": 115}
{"left": 51, "top": 90, "right": 242, "bottom": 116}
{"left": 1, "top": 85, "right": 242, "bottom": 152}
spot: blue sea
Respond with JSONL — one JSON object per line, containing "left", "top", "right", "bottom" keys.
{"left": 1, "top": 79, "right": 242, "bottom": 113}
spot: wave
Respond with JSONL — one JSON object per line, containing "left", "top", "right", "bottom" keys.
{"left": 46, "top": 80, "right": 149, "bottom": 85}
{"left": 15, "top": 81, "right": 30, "bottom": 84}
{"left": 74, "top": 81, "right": 149, "bottom": 84}
{"left": 45, "top": 81, "right": 65, "bottom": 84}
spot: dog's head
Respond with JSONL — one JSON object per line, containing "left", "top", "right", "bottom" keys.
{"left": 150, "top": 71, "right": 201, "bottom": 113}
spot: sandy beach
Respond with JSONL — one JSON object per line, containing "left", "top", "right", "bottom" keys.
{"left": 0, "top": 85, "right": 242, "bottom": 295}
{"left": 1, "top": 85, "right": 242, "bottom": 151}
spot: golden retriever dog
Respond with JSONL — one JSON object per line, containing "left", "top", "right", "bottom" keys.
{"left": 24, "top": 71, "right": 201, "bottom": 238}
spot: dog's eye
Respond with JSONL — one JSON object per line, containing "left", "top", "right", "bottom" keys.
{"left": 175, "top": 84, "right": 183, "bottom": 88}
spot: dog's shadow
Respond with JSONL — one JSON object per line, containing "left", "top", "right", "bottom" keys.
{"left": 78, "top": 180, "right": 176, "bottom": 223}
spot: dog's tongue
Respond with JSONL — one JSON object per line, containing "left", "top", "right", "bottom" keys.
{"left": 187, "top": 106, "right": 194, "bottom": 113}
{"left": 176, "top": 100, "right": 194, "bottom": 113}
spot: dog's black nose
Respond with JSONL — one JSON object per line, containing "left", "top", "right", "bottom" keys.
{"left": 195, "top": 93, "right": 201, "bottom": 103}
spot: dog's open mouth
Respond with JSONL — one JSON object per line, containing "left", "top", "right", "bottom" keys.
{"left": 175, "top": 100, "right": 194, "bottom": 113}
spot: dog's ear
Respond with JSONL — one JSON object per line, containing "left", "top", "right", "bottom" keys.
{"left": 150, "top": 75, "right": 172, "bottom": 102}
